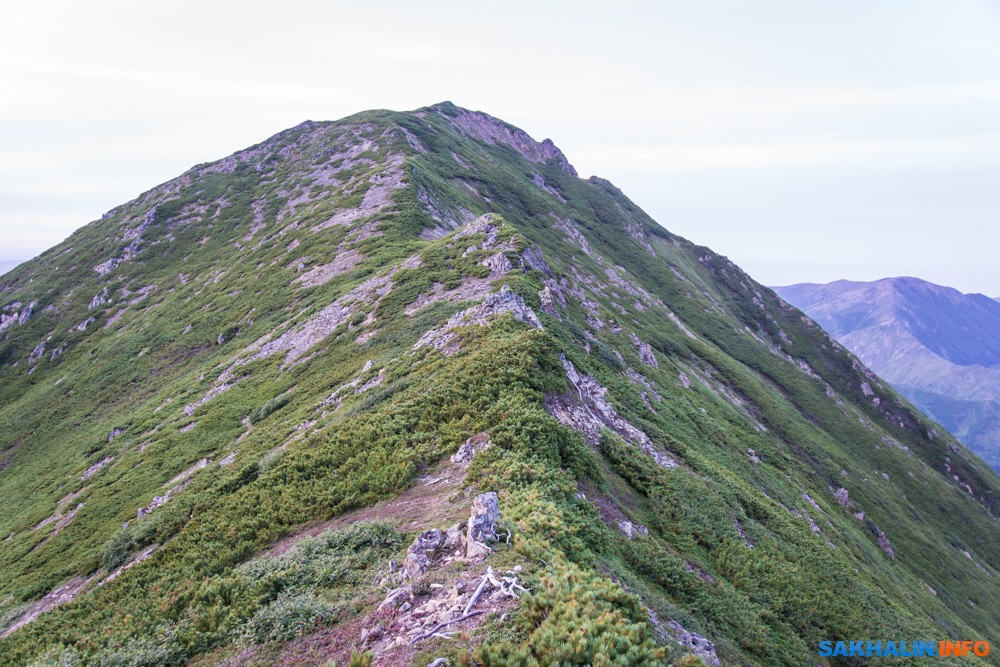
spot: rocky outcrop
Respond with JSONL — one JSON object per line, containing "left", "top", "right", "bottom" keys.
{"left": 451, "top": 433, "right": 491, "bottom": 466}
{"left": 402, "top": 529, "right": 451, "bottom": 580}
{"left": 292, "top": 249, "right": 364, "bottom": 287}
{"left": 666, "top": 619, "right": 721, "bottom": 666}
{"left": 618, "top": 520, "right": 649, "bottom": 540}
{"left": 0, "top": 300, "right": 34, "bottom": 333}
{"left": 521, "top": 247, "right": 553, "bottom": 276}
{"left": 630, "top": 333, "right": 658, "bottom": 368}
{"left": 81, "top": 457, "right": 113, "bottom": 481}
{"left": 398, "top": 492, "right": 502, "bottom": 579}
{"left": 546, "top": 355, "right": 678, "bottom": 469}
{"left": 467, "top": 492, "right": 501, "bottom": 558}
{"left": 413, "top": 285, "right": 542, "bottom": 354}
{"left": 93, "top": 207, "right": 156, "bottom": 276}
{"left": 444, "top": 107, "right": 578, "bottom": 176}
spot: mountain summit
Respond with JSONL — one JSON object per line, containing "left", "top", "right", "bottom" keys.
{"left": 775, "top": 277, "right": 1000, "bottom": 471}
{"left": 1, "top": 104, "right": 998, "bottom": 665}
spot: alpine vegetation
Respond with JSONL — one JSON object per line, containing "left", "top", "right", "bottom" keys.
{"left": 0, "top": 103, "right": 997, "bottom": 666}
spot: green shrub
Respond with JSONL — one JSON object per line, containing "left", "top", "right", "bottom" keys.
{"left": 99, "top": 527, "right": 137, "bottom": 571}
{"left": 237, "top": 592, "right": 332, "bottom": 645}
{"left": 247, "top": 393, "right": 292, "bottom": 425}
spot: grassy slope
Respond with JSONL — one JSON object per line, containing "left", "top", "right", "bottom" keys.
{"left": 0, "top": 104, "right": 997, "bottom": 666}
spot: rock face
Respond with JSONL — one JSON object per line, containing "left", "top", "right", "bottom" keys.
{"left": 546, "top": 355, "right": 678, "bottom": 469}
{"left": 618, "top": 520, "right": 649, "bottom": 540}
{"left": 666, "top": 620, "right": 721, "bottom": 667}
{"left": 445, "top": 105, "right": 578, "bottom": 176}
{"left": 451, "top": 433, "right": 491, "bottom": 466}
{"left": 414, "top": 285, "right": 542, "bottom": 354}
{"left": 467, "top": 492, "right": 501, "bottom": 558}
{"left": 402, "top": 529, "right": 449, "bottom": 580}
{"left": 630, "top": 333, "right": 658, "bottom": 368}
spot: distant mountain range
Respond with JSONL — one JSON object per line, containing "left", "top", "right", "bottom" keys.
{"left": 774, "top": 277, "right": 1000, "bottom": 471}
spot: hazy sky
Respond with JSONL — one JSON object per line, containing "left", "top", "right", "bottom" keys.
{"left": 2, "top": 1, "right": 999, "bottom": 294}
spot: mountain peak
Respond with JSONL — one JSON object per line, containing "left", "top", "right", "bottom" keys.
{"left": 423, "top": 102, "right": 578, "bottom": 176}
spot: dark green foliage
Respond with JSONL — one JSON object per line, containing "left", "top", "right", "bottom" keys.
{"left": 246, "top": 393, "right": 291, "bottom": 425}
{"left": 99, "top": 527, "right": 136, "bottom": 571}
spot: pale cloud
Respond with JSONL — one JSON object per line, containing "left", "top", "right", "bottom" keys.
{"left": 575, "top": 134, "right": 1000, "bottom": 171}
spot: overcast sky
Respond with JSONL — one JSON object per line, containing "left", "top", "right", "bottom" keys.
{"left": 1, "top": 1, "right": 998, "bottom": 295}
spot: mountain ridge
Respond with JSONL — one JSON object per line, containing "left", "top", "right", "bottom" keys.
{"left": 775, "top": 276, "right": 1000, "bottom": 471}
{"left": 1, "top": 103, "right": 998, "bottom": 666}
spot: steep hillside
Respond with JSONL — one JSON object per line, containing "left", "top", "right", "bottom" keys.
{"left": 775, "top": 278, "right": 1000, "bottom": 471}
{"left": 1, "top": 103, "right": 998, "bottom": 666}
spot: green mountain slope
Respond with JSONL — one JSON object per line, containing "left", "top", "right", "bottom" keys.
{"left": 775, "top": 278, "right": 1000, "bottom": 471}
{"left": 1, "top": 103, "right": 998, "bottom": 666}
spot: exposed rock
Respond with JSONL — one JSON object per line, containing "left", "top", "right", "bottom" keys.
{"left": 625, "top": 367, "right": 663, "bottom": 407}
{"left": 292, "top": 248, "right": 364, "bottom": 287}
{"left": 444, "top": 522, "right": 467, "bottom": 554}
{"left": 629, "top": 333, "right": 658, "bottom": 368}
{"left": 877, "top": 530, "right": 895, "bottom": 559}
{"left": 81, "top": 457, "right": 113, "bottom": 481}
{"left": 28, "top": 342, "right": 46, "bottom": 364}
{"left": 360, "top": 625, "right": 384, "bottom": 643}
{"left": 546, "top": 355, "right": 678, "bottom": 469}
{"left": 666, "top": 619, "right": 721, "bottom": 666}
{"left": 834, "top": 487, "right": 851, "bottom": 507}
{"left": 451, "top": 433, "right": 491, "bottom": 466}
{"left": 618, "top": 520, "right": 649, "bottom": 540}
{"left": 184, "top": 379, "right": 244, "bottom": 416}
{"left": 313, "top": 155, "right": 405, "bottom": 229}
{"left": 0, "top": 301, "right": 34, "bottom": 332}
{"left": 403, "top": 529, "right": 449, "bottom": 579}
{"left": 684, "top": 563, "right": 716, "bottom": 584}
{"left": 552, "top": 217, "right": 592, "bottom": 256}
{"left": 221, "top": 270, "right": 395, "bottom": 378}
{"left": 625, "top": 221, "right": 655, "bottom": 255}
{"left": 378, "top": 585, "right": 414, "bottom": 611}
{"left": 166, "top": 458, "right": 211, "bottom": 487}
{"left": 538, "top": 285, "right": 558, "bottom": 316}
{"left": 467, "top": 492, "right": 501, "bottom": 558}
{"left": 403, "top": 274, "right": 506, "bottom": 316}
{"left": 481, "top": 252, "right": 513, "bottom": 277}
{"left": 802, "top": 493, "right": 822, "bottom": 512}
{"left": 734, "top": 518, "right": 754, "bottom": 548}
{"left": 445, "top": 107, "right": 578, "bottom": 176}
{"left": 521, "top": 247, "right": 552, "bottom": 276}
{"left": 414, "top": 285, "right": 542, "bottom": 354}
{"left": 747, "top": 448, "right": 761, "bottom": 464}
{"left": 454, "top": 214, "right": 502, "bottom": 247}
{"left": 0, "top": 573, "right": 102, "bottom": 639}
{"left": 667, "top": 312, "right": 698, "bottom": 340}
